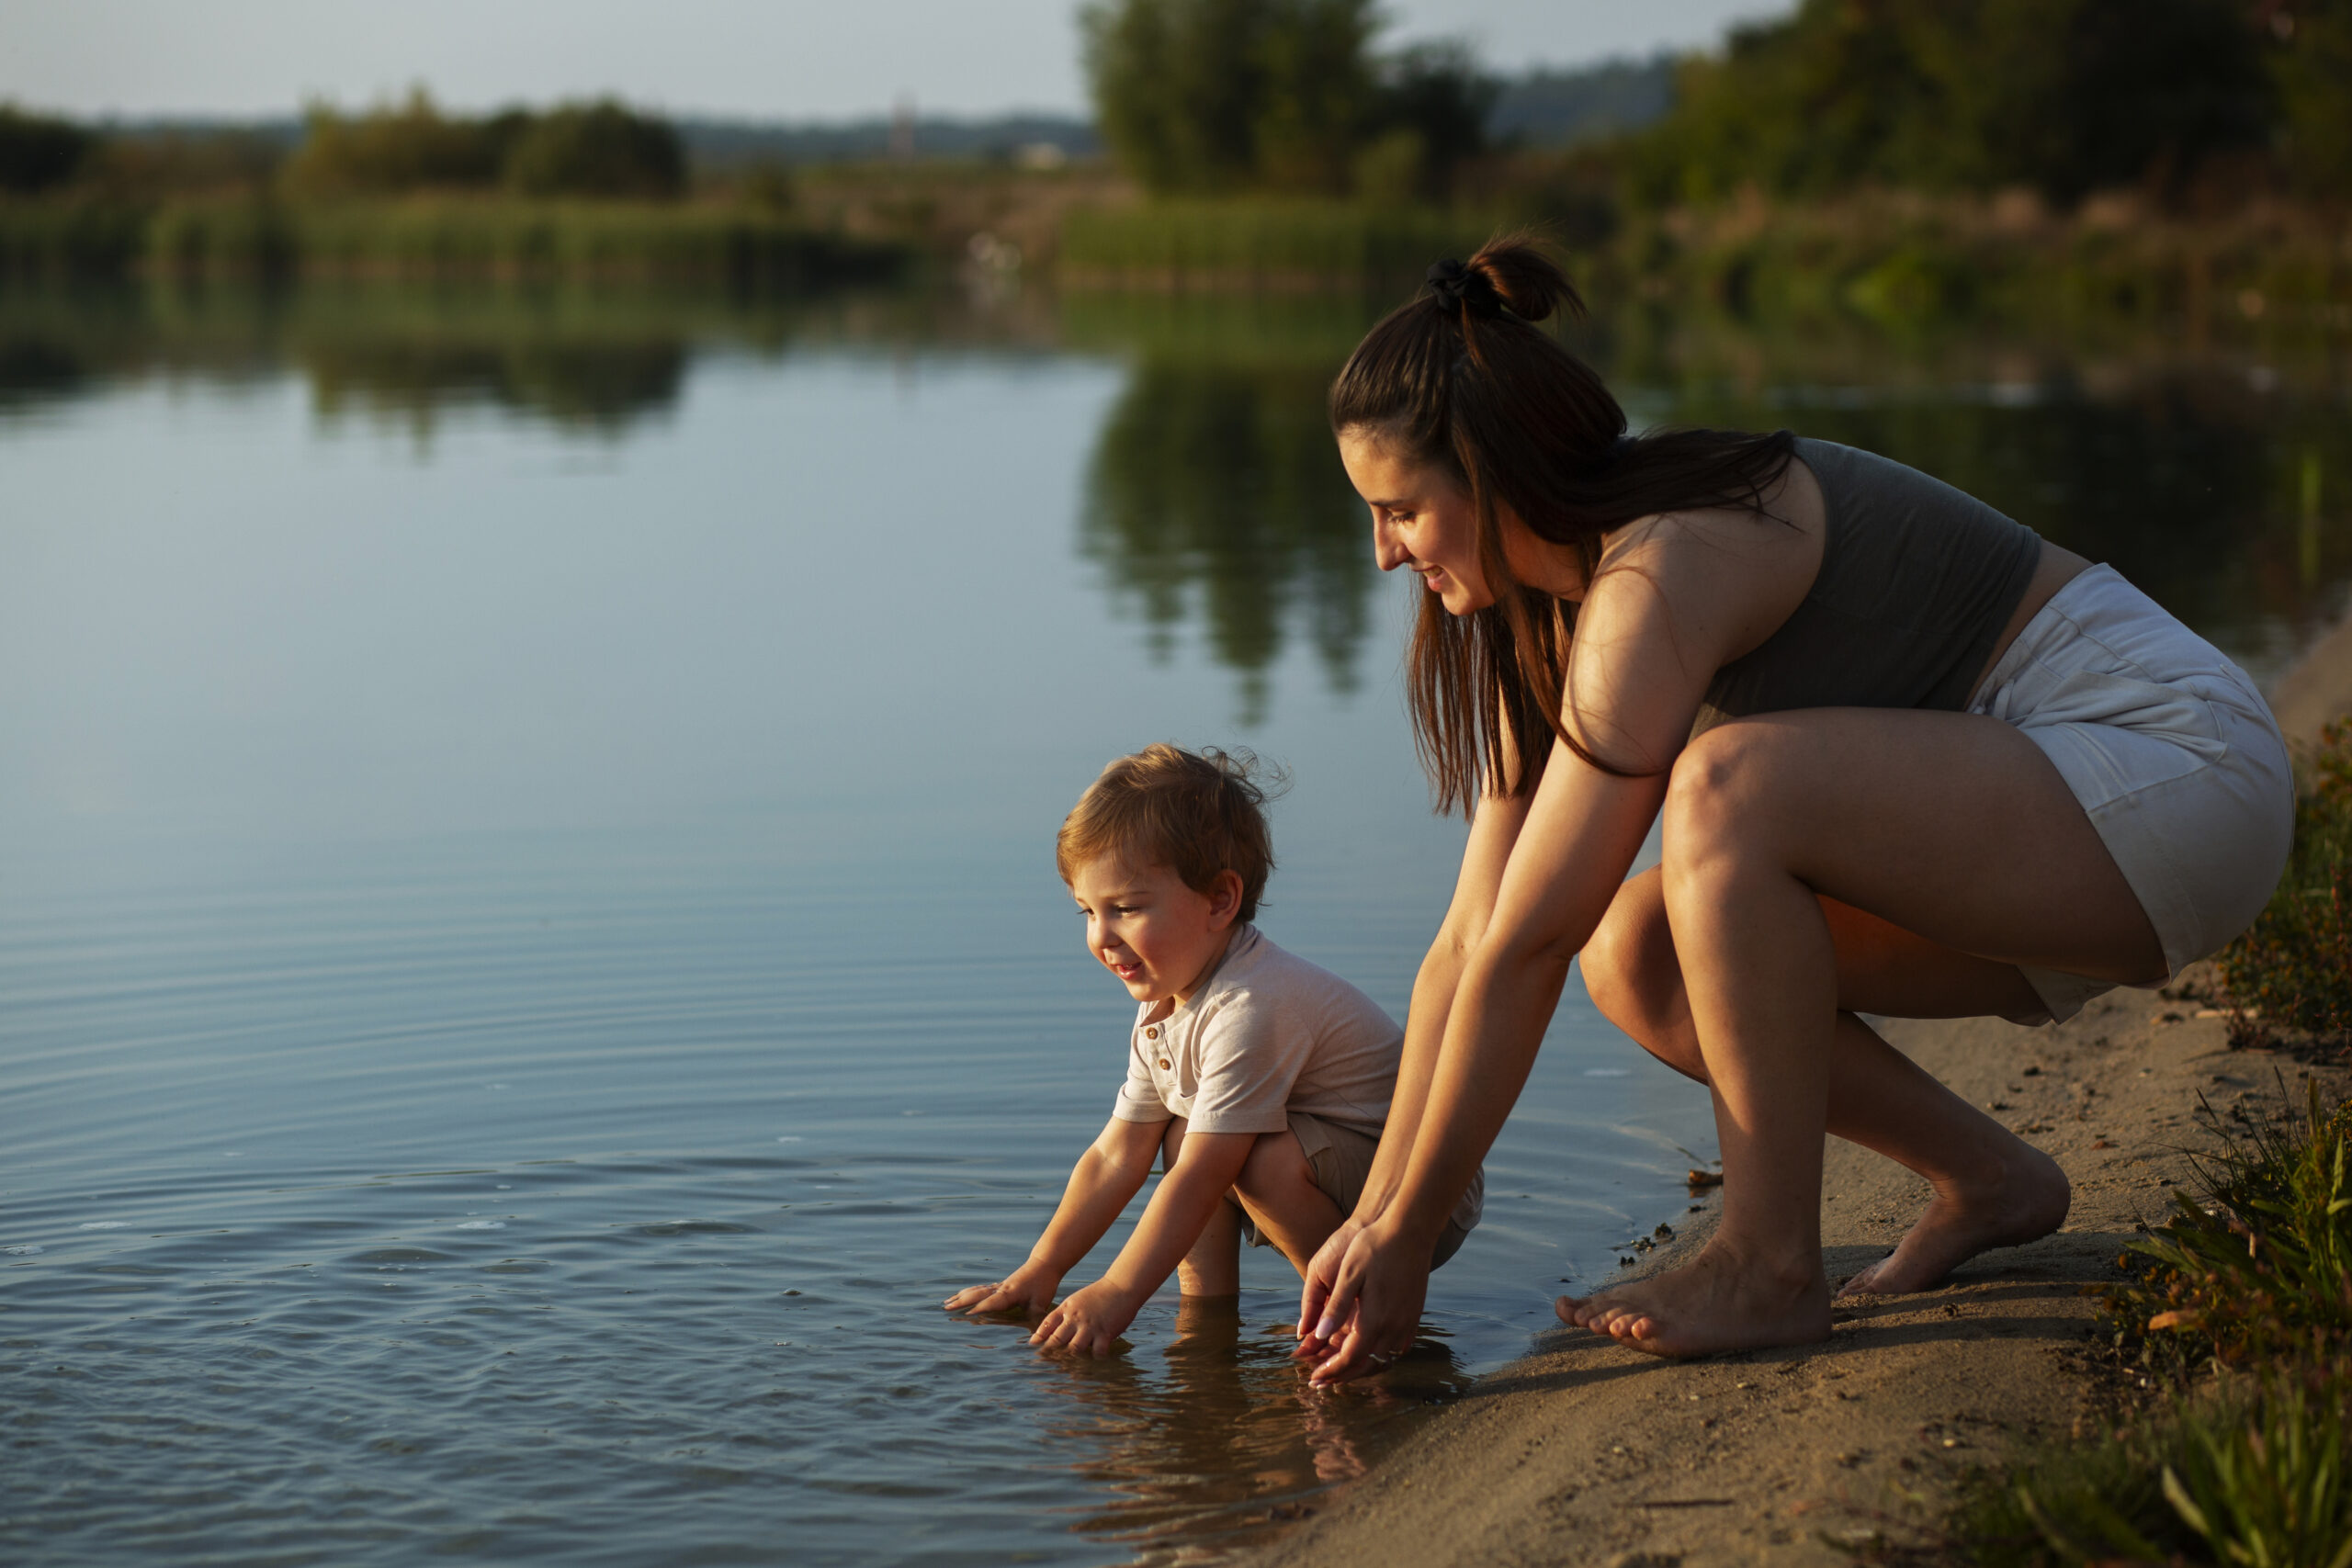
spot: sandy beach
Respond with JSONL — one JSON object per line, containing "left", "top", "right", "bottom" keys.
{"left": 1244, "top": 619, "right": 2352, "bottom": 1568}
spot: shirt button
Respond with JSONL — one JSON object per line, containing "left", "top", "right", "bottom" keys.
{"left": 1158, "top": 1060, "right": 1170, "bottom": 1070}
{"left": 1144, "top": 1025, "right": 1159, "bottom": 1039}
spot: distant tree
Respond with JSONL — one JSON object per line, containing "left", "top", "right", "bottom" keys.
{"left": 1250, "top": 0, "right": 1381, "bottom": 193}
{"left": 1083, "top": 0, "right": 1283, "bottom": 193}
{"left": 2264, "top": 0, "right": 2352, "bottom": 195}
{"left": 0, "top": 105, "right": 95, "bottom": 195}
{"left": 503, "top": 101, "right": 685, "bottom": 200}
{"left": 1080, "top": 0, "right": 1482, "bottom": 197}
{"left": 1363, "top": 43, "right": 1497, "bottom": 200}
{"left": 283, "top": 90, "right": 516, "bottom": 196}
{"left": 1633, "top": 0, "right": 2274, "bottom": 206}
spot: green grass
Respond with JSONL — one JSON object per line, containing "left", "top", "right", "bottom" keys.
{"left": 2220, "top": 719, "right": 2352, "bottom": 1053}
{"left": 0, "top": 196, "right": 910, "bottom": 287}
{"left": 1057, "top": 199, "right": 1504, "bottom": 289}
{"left": 1949, "top": 1082, "right": 2352, "bottom": 1566}
{"left": 1956, "top": 1369, "right": 2352, "bottom": 1568}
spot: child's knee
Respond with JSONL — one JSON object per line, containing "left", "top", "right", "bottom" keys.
{"left": 1234, "top": 1128, "right": 1312, "bottom": 1200}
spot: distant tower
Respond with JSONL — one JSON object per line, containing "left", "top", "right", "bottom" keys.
{"left": 890, "top": 95, "right": 915, "bottom": 161}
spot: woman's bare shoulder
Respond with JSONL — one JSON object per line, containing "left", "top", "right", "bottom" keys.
{"left": 1588, "top": 456, "right": 1826, "bottom": 666}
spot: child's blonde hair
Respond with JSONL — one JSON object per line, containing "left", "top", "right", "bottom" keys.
{"left": 1057, "top": 744, "right": 1284, "bottom": 920}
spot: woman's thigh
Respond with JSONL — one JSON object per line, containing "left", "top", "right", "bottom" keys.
{"left": 1662, "top": 706, "right": 2168, "bottom": 987}
{"left": 1589, "top": 867, "right": 2048, "bottom": 1026}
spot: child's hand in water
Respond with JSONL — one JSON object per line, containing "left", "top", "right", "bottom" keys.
{"left": 1027, "top": 1280, "right": 1136, "bottom": 1357}
{"left": 944, "top": 1263, "right": 1059, "bottom": 1318}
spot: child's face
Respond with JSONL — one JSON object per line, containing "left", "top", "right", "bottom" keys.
{"left": 1068, "top": 854, "right": 1242, "bottom": 1007}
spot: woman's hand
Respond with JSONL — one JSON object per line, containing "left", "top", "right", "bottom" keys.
{"left": 1295, "top": 1219, "right": 1430, "bottom": 1386}
{"left": 1028, "top": 1280, "right": 1139, "bottom": 1357}
{"left": 944, "top": 1261, "right": 1059, "bottom": 1318}
{"left": 1293, "top": 1214, "right": 1368, "bottom": 1359}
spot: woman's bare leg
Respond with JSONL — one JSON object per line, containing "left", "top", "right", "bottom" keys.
{"left": 1562, "top": 708, "right": 2162, "bottom": 1358}
{"left": 1581, "top": 870, "right": 2070, "bottom": 1295}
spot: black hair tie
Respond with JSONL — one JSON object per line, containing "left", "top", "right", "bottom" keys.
{"left": 1426, "top": 258, "right": 1502, "bottom": 319}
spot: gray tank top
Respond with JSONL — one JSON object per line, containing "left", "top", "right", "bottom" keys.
{"left": 1691, "top": 438, "right": 2041, "bottom": 734}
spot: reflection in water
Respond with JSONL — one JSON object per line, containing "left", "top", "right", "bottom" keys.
{"left": 1081, "top": 362, "right": 1374, "bottom": 725}
{"left": 306, "top": 335, "right": 686, "bottom": 436}
{"left": 1039, "top": 1297, "right": 1472, "bottom": 1562}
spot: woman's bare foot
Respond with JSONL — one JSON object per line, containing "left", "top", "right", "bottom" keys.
{"left": 1555, "top": 1241, "right": 1831, "bottom": 1359}
{"left": 1839, "top": 1140, "right": 2071, "bottom": 1296}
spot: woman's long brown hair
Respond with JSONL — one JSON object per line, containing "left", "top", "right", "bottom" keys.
{"left": 1329, "top": 234, "right": 1796, "bottom": 814}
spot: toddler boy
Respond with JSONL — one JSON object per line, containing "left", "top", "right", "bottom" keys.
{"left": 944, "top": 743, "right": 1481, "bottom": 1356}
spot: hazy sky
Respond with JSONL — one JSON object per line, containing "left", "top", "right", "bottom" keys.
{"left": 0, "top": 0, "right": 1791, "bottom": 122}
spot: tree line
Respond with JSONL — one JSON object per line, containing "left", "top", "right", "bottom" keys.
{"left": 0, "top": 94, "right": 686, "bottom": 201}
{"left": 1080, "top": 0, "right": 2351, "bottom": 206}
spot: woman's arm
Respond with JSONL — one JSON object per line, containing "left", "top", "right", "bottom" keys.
{"left": 1292, "top": 787, "right": 1527, "bottom": 1348}
{"left": 944, "top": 1114, "right": 1164, "bottom": 1315}
{"left": 1357, "top": 785, "right": 1532, "bottom": 1221}
{"left": 1305, "top": 513, "right": 1782, "bottom": 1382}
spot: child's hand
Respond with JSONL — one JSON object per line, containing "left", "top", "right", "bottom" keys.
{"left": 944, "top": 1263, "right": 1058, "bottom": 1317}
{"left": 1027, "top": 1280, "right": 1137, "bottom": 1357}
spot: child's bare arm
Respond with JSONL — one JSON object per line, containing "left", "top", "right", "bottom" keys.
{"left": 944, "top": 1115, "right": 1163, "bottom": 1315}
{"left": 1029, "top": 1130, "right": 1253, "bottom": 1356}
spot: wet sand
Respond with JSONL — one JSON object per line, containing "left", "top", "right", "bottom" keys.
{"left": 1242, "top": 621, "right": 2352, "bottom": 1568}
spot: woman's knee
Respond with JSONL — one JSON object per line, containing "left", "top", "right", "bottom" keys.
{"left": 1662, "top": 722, "right": 1791, "bottom": 875}
{"left": 1581, "top": 873, "right": 1682, "bottom": 1039}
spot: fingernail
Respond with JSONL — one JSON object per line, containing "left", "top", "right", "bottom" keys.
{"left": 1316, "top": 1315, "right": 1338, "bottom": 1338}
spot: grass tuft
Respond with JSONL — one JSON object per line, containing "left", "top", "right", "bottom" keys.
{"left": 2220, "top": 718, "right": 2352, "bottom": 1055}
{"left": 1950, "top": 1077, "right": 2352, "bottom": 1567}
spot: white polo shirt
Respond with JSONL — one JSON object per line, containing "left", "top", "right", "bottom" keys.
{"left": 1112, "top": 924, "right": 1402, "bottom": 1141}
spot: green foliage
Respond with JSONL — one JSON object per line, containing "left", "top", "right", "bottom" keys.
{"left": 1080, "top": 357, "right": 1372, "bottom": 721}
{"left": 1630, "top": 0, "right": 2274, "bottom": 207}
{"left": 2159, "top": 1371, "right": 2352, "bottom": 1568}
{"left": 0, "top": 104, "right": 96, "bottom": 195}
{"left": 283, "top": 93, "right": 681, "bottom": 202}
{"left": 284, "top": 90, "right": 520, "bottom": 197}
{"left": 2220, "top": 718, "right": 2352, "bottom": 1050}
{"left": 1958, "top": 1371, "right": 2352, "bottom": 1568}
{"left": 1078, "top": 0, "right": 1490, "bottom": 197}
{"left": 101, "top": 197, "right": 901, "bottom": 287}
{"left": 0, "top": 200, "right": 149, "bottom": 278}
{"left": 2112, "top": 1080, "right": 2352, "bottom": 1372}
{"left": 1058, "top": 198, "right": 1495, "bottom": 287}
{"left": 74, "top": 129, "right": 285, "bottom": 200}
{"left": 502, "top": 101, "right": 684, "bottom": 200}
{"left": 1958, "top": 1086, "right": 2352, "bottom": 1568}
{"left": 2268, "top": 0, "right": 2352, "bottom": 196}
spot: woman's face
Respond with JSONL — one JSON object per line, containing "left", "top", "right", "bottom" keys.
{"left": 1338, "top": 426, "right": 1493, "bottom": 615}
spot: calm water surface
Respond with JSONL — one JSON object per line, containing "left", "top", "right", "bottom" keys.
{"left": 3, "top": 286, "right": 2346, "bottom": 1565}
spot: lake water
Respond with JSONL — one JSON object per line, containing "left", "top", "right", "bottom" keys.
{"left": 3, "top": 283, "right": 2346, "bottom": 1566}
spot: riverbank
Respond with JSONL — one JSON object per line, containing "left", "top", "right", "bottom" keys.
{"left": 1243, "top": 637, "right": 2352, "bottom": 1568}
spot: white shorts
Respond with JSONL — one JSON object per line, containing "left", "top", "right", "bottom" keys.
{"left": 1969, "top": 564, "right": 2295, "bottom": 1024}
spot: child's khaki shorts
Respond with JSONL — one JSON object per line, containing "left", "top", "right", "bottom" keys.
{"left": 1235, "top": 1110, "right": 1476, "bottom": 1269}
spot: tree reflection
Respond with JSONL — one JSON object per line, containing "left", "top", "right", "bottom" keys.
{"left": 304, "top": 335, "right": 686, "bottom": 437}
{"left": 1081, "top": 360, "right": 1374, "bottom": 724}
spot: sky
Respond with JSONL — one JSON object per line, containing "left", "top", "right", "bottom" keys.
{"left": 0, "top": 0, "right": 1792, "bottom": 123}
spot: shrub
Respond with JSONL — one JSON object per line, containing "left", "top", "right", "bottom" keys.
{"left": 0, "top": 104, "right": 95, "bottom": 195}
{"left": 502, "top": 102, "right": 684, "bottom": 201}
{"left": 2113, "top": 1080, "right": 2352, "bottom": 1374}
{"left": 2220, "top": 717, "right": 2352, "bottom": 1052}
{"left": 283, "top": 91, "right": 518, "bottom": 197}
{"left": 1960, "top": 1370, "right": 2352, "bottom": 1568}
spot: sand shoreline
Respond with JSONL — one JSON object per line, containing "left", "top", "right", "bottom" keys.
{"left": 1238, "top": 614, "right": 2352, "bottom": 1568}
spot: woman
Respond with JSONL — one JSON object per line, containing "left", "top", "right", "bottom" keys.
{"left": 1293, "top": 239, "right": 2293, "bottom": 1377}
